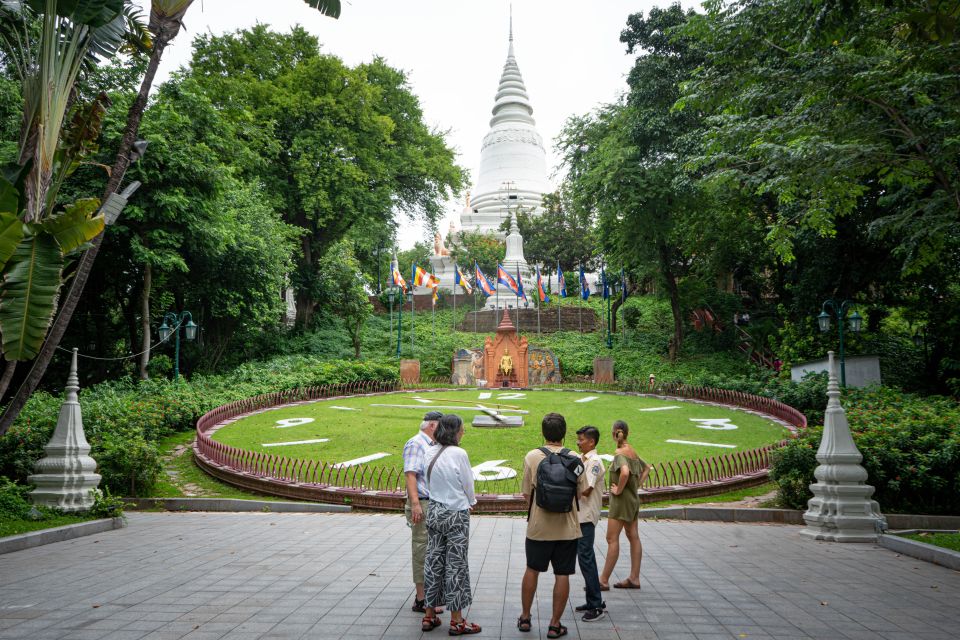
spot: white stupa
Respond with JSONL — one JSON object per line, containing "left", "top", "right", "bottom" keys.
{"left": 460, "top": 16, "right": 550, "bottom": 235}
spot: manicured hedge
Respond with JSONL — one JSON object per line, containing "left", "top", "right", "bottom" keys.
{"left": 770, "top": 387, "right": 960, "bottom": 515}
{"left": 0, "top": 356, "right": 398, "bottom": 496}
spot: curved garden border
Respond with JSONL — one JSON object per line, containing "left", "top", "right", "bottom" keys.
{"left": 194, "top": 381, "right": 805, "bottom": 512}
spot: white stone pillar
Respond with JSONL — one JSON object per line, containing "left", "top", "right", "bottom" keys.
{"left": 800, "top": 351, "right": 886, "bottom": 542}
{"left": 28, "top": 348, "right": 101, "bottom": 513}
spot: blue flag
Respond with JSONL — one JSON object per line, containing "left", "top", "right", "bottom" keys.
{"left": 580, "top": 264, "right": 590, "bottom": 300}
{"left": 557, "top": 261, "right": 567, "bottom": 298}
{"left": 602, "top": 267, "right": 609, "bottom": 300}
{"left": 516, "top": 265, "right": 527, "bottom": 302}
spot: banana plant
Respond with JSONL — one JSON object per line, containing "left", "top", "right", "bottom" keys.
{"left": 0, "top": 0, "right": 126, "bottom": 361}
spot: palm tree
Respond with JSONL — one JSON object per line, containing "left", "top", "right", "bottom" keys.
{"left": 0, "top": 0, "right": 343, "bottom": 436}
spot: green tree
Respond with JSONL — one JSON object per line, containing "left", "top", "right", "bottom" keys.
{"left": 316, "top": 242, "right": 372, "bottom": 359}
{"left": 184, "top": 28, "right": 465, "bottom": 328}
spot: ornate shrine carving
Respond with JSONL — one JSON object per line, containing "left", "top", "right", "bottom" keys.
{"left": 483, "top": 310, "right": 528, "bottom": 388}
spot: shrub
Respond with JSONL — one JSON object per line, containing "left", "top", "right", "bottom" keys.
{"left": 0, "top": 476, "right": 33, "bottom": 519}
{"left": 93, "top": 432, "right": 163, "bottom": 497}
{"left": 769, "top": 387, "right": 960, "bottom": 514}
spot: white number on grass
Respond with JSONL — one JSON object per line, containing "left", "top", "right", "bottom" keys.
{"left": 472, "top": 460, "right": 517, "bottom": 481}
{"left": 275, "top": 417, "right": 315, "bottom": 429}
{"left": 689, "top": 418, "right": 738, "bottom": 431}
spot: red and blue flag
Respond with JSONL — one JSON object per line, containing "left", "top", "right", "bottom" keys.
{"left": 536, "top": 265, "right": 550, "bottom": 303}
{"left": 475, "top": 263, "right": 496, "bottom": 296}
{"left": 497, "top": 264, "right": 521, "bottom": 297}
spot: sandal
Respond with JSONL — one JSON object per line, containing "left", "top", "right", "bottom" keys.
{"left": 547, "top": 624, "right": 568, "bottom": 638}
{"left": 413, "top": 598, "right": 444, "bottom": 614}
{"left": 517, "top": 616, "right": 531, "bottom": 632}
{"left": 422, "top": 615, "right": 442, "bottom": 632}
{"left": 613, "top": 579, "right": 642, "bottom": 589}
{"left": 449, "top": 619, "right": 481, "bottom": 636}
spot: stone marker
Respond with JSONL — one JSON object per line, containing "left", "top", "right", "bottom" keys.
{"left": 593, "top": 357, "right": 614, "bottom": 384}
{"left": 801, "top": 351, "right": 886, "bottom": 542}
{"left": 28, "top": 348, "right": 101, "bottom": 512}
{"left": 400, "top": 359, "right": 420, "bottom": 384}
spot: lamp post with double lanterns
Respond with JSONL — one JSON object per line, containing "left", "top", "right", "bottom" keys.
{"left": 816, "top": 299, "right": 862, "bottom": 387}
{"left": 158, "top": 311, "right": 198, "bottom": 381}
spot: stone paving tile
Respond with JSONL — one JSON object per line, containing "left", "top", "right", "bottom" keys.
{"left": 2, "top": 513, "right": 960, "bottom": 639}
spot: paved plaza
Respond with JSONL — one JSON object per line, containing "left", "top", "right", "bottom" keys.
{"left": 1, "top": 512, "right": 958, "bottom": 640}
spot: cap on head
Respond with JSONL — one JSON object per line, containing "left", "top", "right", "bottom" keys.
{"left": 423, "top": 411, "right": 443, "bottom": 422}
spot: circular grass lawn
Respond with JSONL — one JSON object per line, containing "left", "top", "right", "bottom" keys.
{"left": 211, "top": 390, "right": 789, "bottom": 490}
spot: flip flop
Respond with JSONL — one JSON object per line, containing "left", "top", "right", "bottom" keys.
{"left": 547, "top": 624, "right": 568, "bottom": 638}
{"left": 613, "top": 579, "right": 642, "bottom": 589}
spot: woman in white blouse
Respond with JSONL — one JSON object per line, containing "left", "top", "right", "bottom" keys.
{"left": 420, "top": 414, "right": 480, "bottom": 636}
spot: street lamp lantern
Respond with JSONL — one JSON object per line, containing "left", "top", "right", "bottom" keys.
{"left": 817, "top": 310, "right": 831, "bottom": 333}
{"left": 848, "top": 310, "right": 863, "bottom": 334}
{"left": 158, "top": 319, "right": 172, "bottom": 342}
{"left": 183, "top": 319, "right": 198, "bottom": 342}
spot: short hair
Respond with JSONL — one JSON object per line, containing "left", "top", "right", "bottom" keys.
{"left": 542, "top": 413, "right": 567, "bottom": 442}
{"left": 434, "top": 414, "right": 463, "bottom": 446}
{"left": 423, "top": 410, "right": 443, "bottom": 421}
{"left": 576, "top": 425, "right": 600, "bottom": 445}
{"left": 613, "top": 420, "right": 629, "bottom": 438}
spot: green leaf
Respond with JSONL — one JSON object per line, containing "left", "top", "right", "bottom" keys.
{"left": 0, "top": 175, "right": 17, "bottom": 214}
{"left": 27, "top": 0, "right": 124, "bottom": 27}
{"left": 42, "top": 198, "right": 104, "bottom": 254}
{"left": 0, "top": 229, "right": 63, "bottom": 361}
{"left": 0, "top": 213, "right": 24, "bottom": 271}
{"left": 302, "top": 0, "right": 341, "bottom": 19}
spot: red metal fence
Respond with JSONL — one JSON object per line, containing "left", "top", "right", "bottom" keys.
{"left": 194, "top": 380, "right": 804, "bottom": 511}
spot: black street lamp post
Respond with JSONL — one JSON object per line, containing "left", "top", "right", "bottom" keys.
{"left": 816, "top": 299, "right": 862, "bottom": 387}
{"left": 157, "top": 311, "right": 198, "bottom": 381}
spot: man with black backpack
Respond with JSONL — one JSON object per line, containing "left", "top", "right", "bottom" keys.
{"left": 517, "top": 413, "right": 588, "bottom": 639}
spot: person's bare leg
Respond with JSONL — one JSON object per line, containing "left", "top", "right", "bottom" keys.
{"left": 599, "top": 519, "right": 624, "bottom": 587}
{"left": 520, "top": 567, "right": 539, "bottom": 619}
{"left": 416, "top": 582, "right": 425, "bottom": 600}
{"left": 624, "top": 519, "right": 642, "bottom": 583}
{"left": 551, "top": 575, "right": 569, "bottom": 628}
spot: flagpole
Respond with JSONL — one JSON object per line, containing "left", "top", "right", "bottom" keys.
{"left": 556, "top": 265, "right": 561, "bottom": 332}
{"left": 389, "top": 290, "right": 394, "bottom": 355}
{"left": 621, "top": 268, "right": 627, "bottom": 343}
{"left": 578, "top": 262, "right": 583, "bottom": 334}
{"left": 536, "top": 267, "right": 541, "bottom": 337}
{"left": 453, "top": 264, "right": 457, "bottom": 333}
{"left": 410, "top": 264, "right": 416, "bottom": 357}
{"left": 432, "top": 296, "right": 436, "bottom": 339}
{"left": 474, "top": 283, "right": 478, "bottom": 333}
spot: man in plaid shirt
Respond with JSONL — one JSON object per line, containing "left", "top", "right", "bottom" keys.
{"left": 404, "top": 410, "right": 443, "bottom": 613}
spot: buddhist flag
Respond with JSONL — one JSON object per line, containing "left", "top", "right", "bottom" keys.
{"left": 516, "top": 265, "right": 528, "bottom": 303}
{"left": 580, "top": 264, "right": 590, "bottom": 300}
{"left": 432, "top": 286, "right": 440, "bottom": 304}
{"left": 475, "top": 263, "right": 496, "bottom": 296}
{"left": 536, "top": 265, "right": 550, "bottom": 303}
{"left": 392, "top": 265, "right": 407, "bottom": 292}
{"left": 497, "top": 263, "right": 521, "bottom": 297}
{"left": 414, "top": 265, "right": 437, "bottom": 288}
{"left": 557, "top": 261, "right": 567, "bottom": 298}
{"left": 455, "top": 265, "right": 473, "bottom": 294}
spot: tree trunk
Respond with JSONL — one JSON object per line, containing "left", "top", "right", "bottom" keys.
{"left": 660, "top": 247, "right": 683, "bottom": 362}
{"left": 138, "top": 261, "right": 152, "bottom": 380}
{"left": 0, "top": 360, "right": 16, "bottom": 402}
{"left": 0, "top": 33, "right": 174, "bottom": 437}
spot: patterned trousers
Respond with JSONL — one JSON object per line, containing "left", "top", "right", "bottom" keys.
{"left": 423, "top": 502, "right": 472, "bottom": 612}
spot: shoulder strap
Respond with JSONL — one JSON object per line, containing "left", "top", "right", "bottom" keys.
{"left": 538, "top": 446, "right": 551, "bottom": 457}
{"left": 427, "top": 445, "right": 449, "bottom": 485}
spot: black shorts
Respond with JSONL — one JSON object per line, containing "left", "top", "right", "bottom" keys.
{"left": 525, "top": 538, "right": 578, "bottom": 575}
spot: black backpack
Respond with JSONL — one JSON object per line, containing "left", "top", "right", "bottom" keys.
{"left": 531, "top": 447, "right": 584, "bottom": 513}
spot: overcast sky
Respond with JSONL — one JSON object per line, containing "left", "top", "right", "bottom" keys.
{"left": 134, "top": 0, "right": 691, "bottom": 248}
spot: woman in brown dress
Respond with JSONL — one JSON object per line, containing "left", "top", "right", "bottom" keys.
{"left": 599, "top": 420, "right": 651, "bottom": 590}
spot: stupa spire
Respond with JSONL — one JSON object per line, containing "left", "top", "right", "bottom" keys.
{"left": 491, "top": 13, "right": 534, "bottom": 127}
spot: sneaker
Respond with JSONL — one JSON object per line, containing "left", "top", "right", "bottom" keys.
{"left": 575, "top": 602, "right": 606, "bottom": 612}
{"left": 581, "top": 608, "right": 606, "bottom": 622}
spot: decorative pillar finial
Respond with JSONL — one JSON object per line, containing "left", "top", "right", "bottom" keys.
{"left": 800, "top": 351, "right": 886, "bottom": 541}
{"left": 509, "top": 4, "right": 513, "bottom": 42}
{"left": 28, "top": 348, "right": 101, "bottom": 513}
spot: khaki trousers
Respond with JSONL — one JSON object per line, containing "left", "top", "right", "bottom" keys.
{"left": 405, "top": 499, "right": 429, "bottom": 584}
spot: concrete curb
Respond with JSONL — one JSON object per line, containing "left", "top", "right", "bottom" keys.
{"left": 879, "top": 533, "right": 960, "bottom": 571}
{"left": 638, "top": 506, "right": 805, "bottom": 524}
{"left": 123, "top": 497, "right": 351, "bottom": 513}
{"left": 0, "top": 517, "right": 125, "bottom": 555}
{"left": 636, "top": 507, "right": 960, "bottom": 530}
